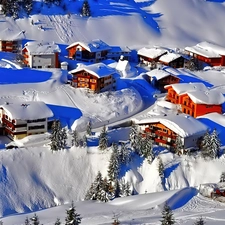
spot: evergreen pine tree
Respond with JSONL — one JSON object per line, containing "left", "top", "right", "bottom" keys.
{"left": 23, "top": 0, "right": 33, "bottom": 15}
{"left": 142, "top": 133, "right": 154, "bottom": 163}
{"left": 12, "top": 0, "right": 20, "bottom": 19}
{"left": 158, "top": 157, "right": 165, "bottom": 182}
{"left": 81, "top": 0, "right": 91, "bottom": 17}
{"left": 71, "top": 129, "right": 80, "bottom": 147}
{"left": 50, "top": 120, "right": 61, "bottom": 151}
{"left": 114, "top": 179, "right": 121, "bottom": 198}
{"left": 98, "top": 125, "right": 108, "bottom": 150}
{"left": 220, "top": 171, "right": 225, "bottom": 182}
{"left": 174, "top": 135, "right": 184, "bottom": 155}
{"left": 54, "top": 218, "right": 61, "bottom": 225}
{"left": 30, "top": 214, "right": 39, "bottom": 225}
{"left": 82, "top": 134, "right": 87, "bottom": 148}
{"left": 194, "top": 216, "right": 205, "bottom": 225}
{"left": 201, "top": 130, "right": 211, "bottom": 159}
{"left": 108, "top": 144, "right": 120, "bottom": 182}
{"left": 160, "top": 203, "right": 175, "bottom": 225}
{"left": 210, "top": 128, "right": 221, "bottom": 158}
{"left": 129, "top": 124, "right": 139, "bottom": 151}
{"left": 24, "top": 217, "right": 30, "bottom": 225}
{"left": 124, "top": 181, "right": 131, "bottom": 196}
{"left": 1, "top": 0, "right": 13, "bottom": 16}
{"left": 86, "top": 121, "right": 92, "bottom": 136}
{"left": 60, "top": 128, "right": 67, "bottom": 149}
{"left": 118, "top": 142, "right": 130, "bottom": 165}
{"left": 120, "top": 179, "right": 131, "bottom": 197}
{"left": 65, "top": 201, "right": 82, "bottom": 225}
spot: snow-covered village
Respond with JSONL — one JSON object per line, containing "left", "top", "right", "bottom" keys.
{"left": 0, "top": 0, "right": 225, "bottom": 224}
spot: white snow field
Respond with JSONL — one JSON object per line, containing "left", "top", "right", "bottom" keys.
{"left": 0, "top": 0, "right": 225, "bottom": 224}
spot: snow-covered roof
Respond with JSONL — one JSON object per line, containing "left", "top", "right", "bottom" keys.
{"left": 1, "top": 101, "right": 53, "bottom": 120}
{"left": 116, "top": 59, "right": 131, "bottom": 72}
{"left": 198, "top": 112, "right": 225, "bottom": 127}
{"left": 165, "top": 82, "right": 208, "bottom": 94}
{"left": 146, "top": 69, "right": 176, "bottom": 80}
{"left": 137, "top": 47, "right": 167, "bottom": 59}
{"left": 0, "top": 28, "right": 25, "bottom": 41}
{"left": 133, "top": 113, "right": 208, "bottom": 138}
{"left": 159, "top": 52, "right": 182, "bottom": 63}
{"left": 186, "top": 89, "right": 225, "bottom": 105}
{"left": 66, "top": 39, "right": 111, "bottom": 52}
{"left": 185, "top": 41, "right": 225, "bottom": 58}
{"left": 69, "top": 62, "right": 116, "bottom": 78}
{"left": 23, "top": 41, "right": 61, "bottom": 55}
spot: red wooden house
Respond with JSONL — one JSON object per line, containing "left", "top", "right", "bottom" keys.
{"left": 165, "top": 83, "right": 225, "bottom": 117}
{"left": 69, "top": 63, "right": 116, "bottom": 93}
{"left": 66, "top": 39, "right": 111, "bottom": 63}
{"left": 0, "top": 28, "right": 25, "bottom": 53}
{"left": 133, "top": 113, "right": 207, "bottom": 149}
{"left": 146, "top": 68, "right": 180, "bottom": 92}
{"left": 185, "top": 42, "right": 225, "bottom": 67}
{"left": 137, "top": 46, "right": 167, "bottom": 68}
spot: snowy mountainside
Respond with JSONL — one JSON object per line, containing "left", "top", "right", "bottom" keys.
{"left": 1, "top": 0, "right": 225, "bottom": 48}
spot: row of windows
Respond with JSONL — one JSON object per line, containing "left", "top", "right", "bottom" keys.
{"left": 28, "top": 125, "right": 45, "bottom": 130}
{"left": 27, "top": 118, "right": 46, "bottom": 123}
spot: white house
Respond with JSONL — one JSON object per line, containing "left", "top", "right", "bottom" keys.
{"left": 0, "top": 101, "right": 53, "bottom": 140}
{"left": 22, "top": 41, "right": 61, "bottom": 68}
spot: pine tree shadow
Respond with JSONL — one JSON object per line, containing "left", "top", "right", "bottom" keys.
{"left": 164, "top": 163, "right": 180, "bottom": 179}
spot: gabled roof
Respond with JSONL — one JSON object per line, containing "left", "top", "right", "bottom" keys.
{"left": 133, "top": 113, "right": 208, "bottom": 138}
{"left": 159, "top": 52, "right": 182, "bottom": 63}
{"left": 0, "top": 28, "right": 25, "bottom": 41}
{"left": 185, "top": 41, "right": 225, "bottom": 59}
{"left": 146, "top": 69, "right": 178, "bottom": 81}
{"left": 23, "top": 41, "right": 61, "bottom": 55}
{"left": 137, "top": 47, "right": 167, "bottom": 59}
{"left": 186, "top": 89, "right": 225, "bottom": 105}
{"left": 1, "top": 101, "right": 53, "bottom": 120}
{"left": 165, "top": 82, "right": 207, "bottom": 94}
{"left": 69, "top": 62, "right": 116, "bottom": 78}
{"left": 66, "top": 39, "right": 111, "bottom": 52}
{"left": 108, "top": 46, "right": 131, "bottom": 53}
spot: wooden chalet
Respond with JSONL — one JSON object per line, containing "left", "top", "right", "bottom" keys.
{"left": 69, "top": 62, "right": 116, "bottom": 93}
{"left": 0, "top": 28, "right": 25, "bottom": 53}
{"left": 185, "top": 42, "right": 225, "bottom": 67}
{"left": 146, "top": 68, "right": 180, "bottom": 92}
{"left": 165, "top": 83, "right": 225, "bottom": 118}
{"left": 22, "top": 41, "right": 61, "bottom": 68}
{"left": 0, "top": 101, "right": 53, "bottom": 140}
{"left": 133, "top": 113, "right": 208, "bottom": 149}
{"left": 66, "top": 39, "right": 111, "bottom": 63}
{"left": 137, "top": 47, "right": 167, "bottom": 68}
{"left": 158, "top": 52, "right": 185, "bottom": 68}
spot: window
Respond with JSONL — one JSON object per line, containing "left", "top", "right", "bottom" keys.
{"left": 27, "top": 118, "right": 45, "bottom": 123}
{"left": 28, "top": 125, "right": 45, "bottom": 130}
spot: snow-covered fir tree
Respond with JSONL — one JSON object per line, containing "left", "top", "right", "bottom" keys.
{"left": 50, "top": 120, "right": 61, "bottom": 151}
{"left": 98, "top": 125, "right": 108, "bottom": 150}
{"left": 24, "top": 217, "right": 30, "bottom": 225}
{"left": 85, "top": 171, "right": 110, "bottom": 202}
{"left": 120, "top": 179, "right": 131, "bottom": 197}
{"left": 220, "top": 171, "right": 225, "bottom": 182}
{"left": 160, "top": 203, "right": 175, "bottom": 225}
{"left": 158, "top": 157, "right": 165, "bottom": 182}
{"left": 1, "top": 0, "right": 13, "bottom": 16}
{"left": 194, "top": 217, "right": 205, "bottom": 225}
{"left": 83, "top": 134, "right": 87, "bottom": 148}
{"left": 173, "top": 135, "right": 184, "bottom": 155}
{"left": 71, "top": 129, "right": 80, "bottom": 147}
{"left": 201, "top": 130, "right": 211, "bottom": 158}
{"left": 65, "top": 201, "right": 82, "bottom": 225}
{"left": 210, "top": 128, "right": 221, "bottom": 158}
{"left": 54, "top": 218, "right": 61, "bottom": 225}
{"left": 86, "top": 121, "right": 92, "bottom": 136}
{"left": 30, "top": 214, "right": 40, "bottom": 225}
{"left": 60, "top": 128, "right": 67, "bottom": 149}
{"left": 129, "top": 124, "right": 139, "bottom": 150}
{"left": 23, "top": 0, "right": 33, "bottom": 15}
{"left": 81, "top": 0, "right": 91, "bottom": 17}
{"left": 118, "top": 142, "right": 130, "bottom": 165}
{"left": 108, "top": 143, "right": 120, "bottom": 182}
{"left": 141, "top": 133, "right": 154, "bottom": 163}
{"left": 114, "top": 179, "right": 121, "bottom": 198}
